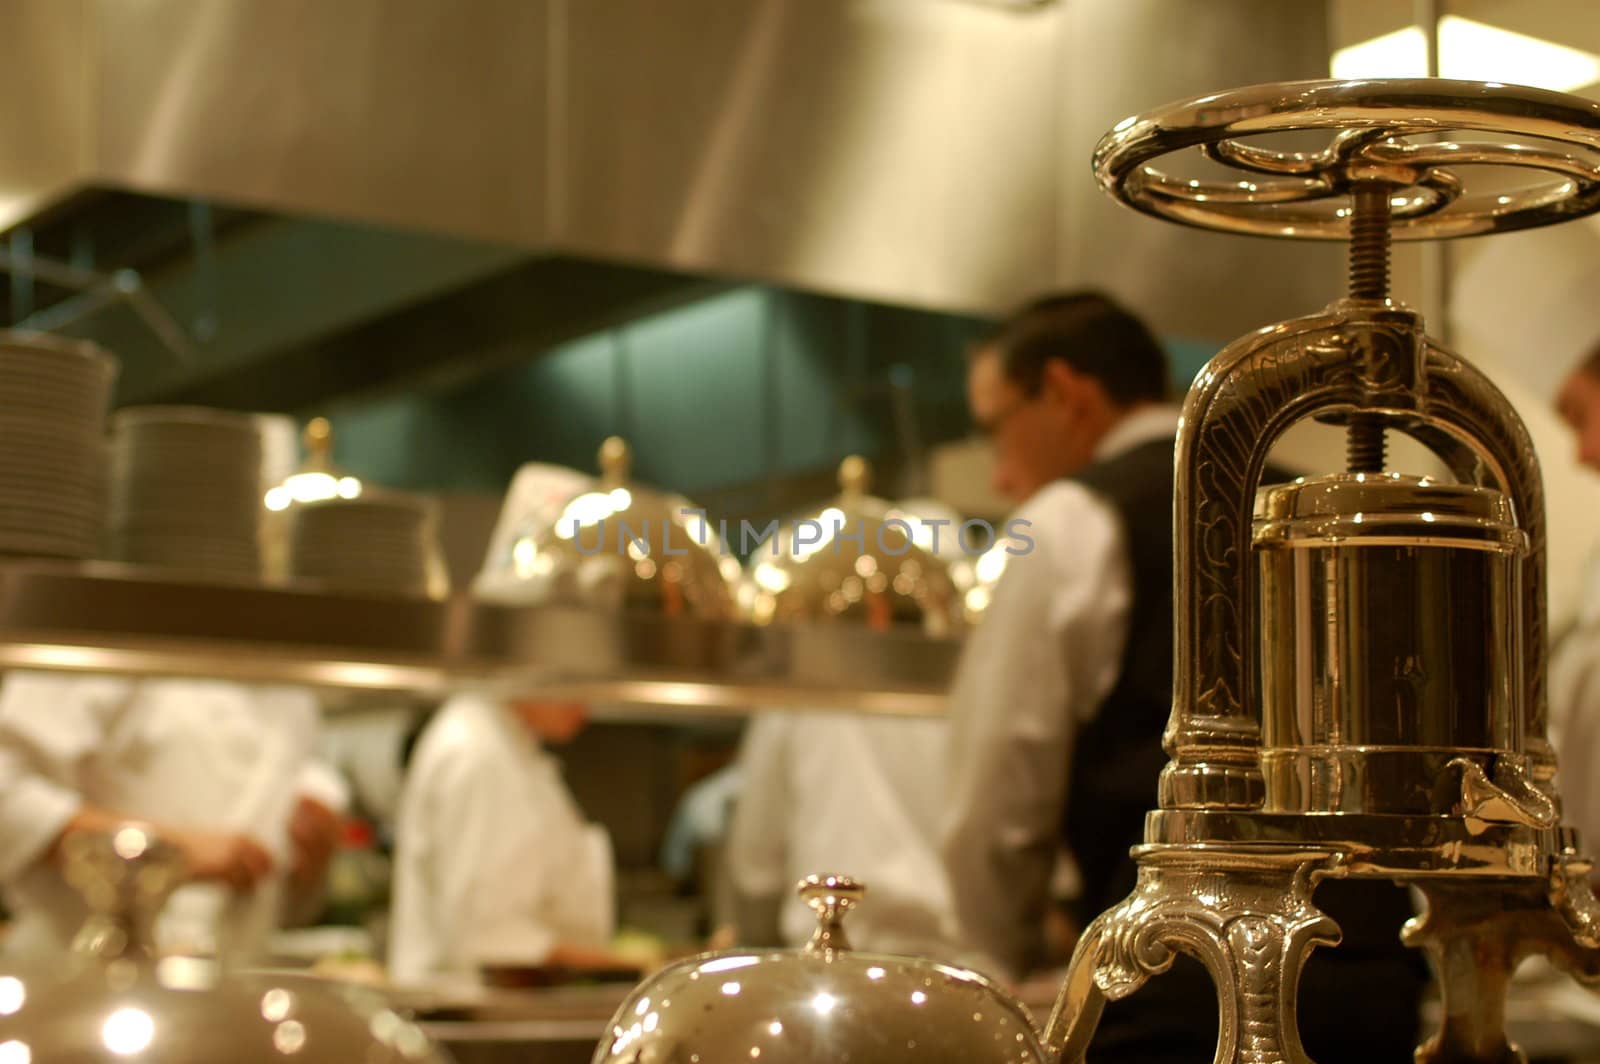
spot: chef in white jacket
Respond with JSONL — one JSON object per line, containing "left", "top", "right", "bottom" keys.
{"left": 388, "top": 695, "right": 620, "bottom": 983}
{"left": 0, "top": 672, "right": 346, "bottom": 962}
{"left": 388, "top": 459, "right": 624, "bottom": 984}
{"left": 725, "top": 501, "right": 970, "bottom": 959}
{"left": 1453, "top": 219, "right": 1600, "bottom": 854}
{"left": 727, "top": 709, "right": 959, "bottom": 958}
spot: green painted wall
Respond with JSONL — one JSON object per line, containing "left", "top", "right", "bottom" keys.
{"left": 326, "top": 287, "right": 989, "bottom": 498}
{"left": 325, "top": 286, "right": 1222, "bottom": 504}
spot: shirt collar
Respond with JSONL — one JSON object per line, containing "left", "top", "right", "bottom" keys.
{"left": 1093, "top": 402, "right": 1183, "bottom": 462}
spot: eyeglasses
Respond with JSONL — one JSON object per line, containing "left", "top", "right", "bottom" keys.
{"left": 973, "top": 391, "right": 1038, "bottom": 441}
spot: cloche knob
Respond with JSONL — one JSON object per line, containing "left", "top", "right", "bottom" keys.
{"left": 798, "top": 873, "right": 865, "bottom": 955}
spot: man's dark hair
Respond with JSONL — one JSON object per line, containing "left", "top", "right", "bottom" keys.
{"left": 975, "top": 291, "right": 1169, "bottom": 405}
{"left": 1583, "top": 339, "right": 1600, "bottom": 380}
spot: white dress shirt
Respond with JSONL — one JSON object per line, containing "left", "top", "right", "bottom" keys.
{"left": 727, "top": 710, "right": 959, "bottom": 958}
{"left": 1550, "top": 541, "right": 1600, "bottom": 854}
{"left": 388, "top": 694, "right": 615, "bottom": 984}
{"left": 0, "top": 672, "right": 340, "bottom": 963}
{"left": 940, "top": 403, "right": 1181, "bottom": 977}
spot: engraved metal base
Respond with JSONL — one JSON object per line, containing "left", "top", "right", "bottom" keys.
{"left": 1404, "top": 853, "right": 1600, "bottom": 1064}
{"left": 1041, "top": 842, "right": 1600, "bottom": 1064}
{"left": 1042, "top": 845, "right": 1343, "bottom": 1064}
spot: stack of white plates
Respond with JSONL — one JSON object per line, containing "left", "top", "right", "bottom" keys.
{"left": 108, "top": 406, "right": 264, "bottom": 578}
{"left": 0, "top": 333, "right": 117, "bottom": 558}
{"left": 288, "top": 492, "right": 438, "bottom": 597}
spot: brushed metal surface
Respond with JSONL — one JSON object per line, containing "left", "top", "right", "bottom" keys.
{"left": 560, "top": 0, "right": 1060, "bottom": 314}
{"left": 92, "top": 0, "right": 551, "bottom": 245}
{"left": 0, "top": 0, "right": 1354, "bottom": 328}
{"left": 0, "top": 0, "right": 90, "bottom": 231}
{"left": 1057, "top": 0, "right": 1343, "bottom": 341}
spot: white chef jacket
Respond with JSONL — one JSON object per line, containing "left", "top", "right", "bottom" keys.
{"left": 727, "top": 711, "right": 960, "bottom": 959}
{"left": 1550, "top": 541, "right": 1600, "bottom": 853}
{"left": 940, "top": 404, "right": 1181, "bottom": 978}
{"left": 0, "top": 672, "right": 342, "bottom": 963}
{"left": 475, "top": 462, "right": 593, "bottom": 605}
{"left": 388, "top": 694, "right": 615, "bottom": 984}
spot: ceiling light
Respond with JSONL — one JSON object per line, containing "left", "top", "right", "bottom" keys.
{"left": 1332, "top": 16, "right": 1600, "bottom": 94}
{"left": 1333, "top": 25, "right": 1429, "bottom": 81}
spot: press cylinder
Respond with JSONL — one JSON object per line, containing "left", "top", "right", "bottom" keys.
{"left": 1253, "top": 473, "right": 1526, "bottom": 816}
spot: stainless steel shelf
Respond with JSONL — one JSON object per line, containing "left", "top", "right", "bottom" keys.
{"left": 0, "top": 561, "right": 954, "bottom": 715}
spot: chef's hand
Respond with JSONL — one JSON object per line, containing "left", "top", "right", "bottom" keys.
{"left": 172, "top": 828, "right": 275, "bottom": 892}
{"left": 288, "top": 796, "right": 340, "bottom": 888}
{"left": 51, "top": 806, "right": 269, "bottom": 892}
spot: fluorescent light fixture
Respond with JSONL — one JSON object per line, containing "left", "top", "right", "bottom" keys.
{"left": 1333, "top": 25, "right": 1429, "bottom": 80}
{"left": 1332, "top": 16, "right": 1600, "bottom": 93}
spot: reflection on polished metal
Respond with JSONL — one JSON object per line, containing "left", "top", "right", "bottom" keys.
{"left": 0, "top": 558, "right": 959, "bottom": 714}
{"left": 592, "top": 874, "right": 1048, "bottom": 1064}
{"left": 265, "top": 417, "right": 365, "bottom": 509}
{"left": 1094, "top": 78, "right": 1600, "bottom": 241}
{"left": 515, "top": 437, "right": 736, "bottom": 620}
{"left": 1404, "top": 865, "right": 1600, "bottom": 1063}
{"left": 1044, "top": 848, "right": 1342, "bottom": 1064}
{"left": 743, "top": 456, "right": 959, "bottom": 637}
{"left": 0, "top": 825, "right": 444, "bottom": 1062}
{"left": 1044, "top": 78, "right": 1600, "bottom": 1064}
{"left": 1255, "top": 474, "right": 1530, "bottom": 817}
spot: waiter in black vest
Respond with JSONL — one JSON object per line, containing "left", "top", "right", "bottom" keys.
{"left": 941, "top": 292, "right": 1426, "bottom": 1062}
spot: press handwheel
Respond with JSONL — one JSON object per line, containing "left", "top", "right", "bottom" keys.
{"left": 1094, "top": 78, "right": 1600, "bottom": 240}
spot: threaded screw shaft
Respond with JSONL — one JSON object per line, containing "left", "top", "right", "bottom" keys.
{"left": 1346, "top": 183, "right": 1392, "bottom": 473}
{"left": 1348, "top": 183, "right": 1391, "bottom": 303}
{"left": 1347, "top": 416, "right": 1387, "bottom": 473}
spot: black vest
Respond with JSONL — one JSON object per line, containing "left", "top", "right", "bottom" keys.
{"left": 1060, "top": 436, "right": 1426, "bottom": 1062}
{"left": 1065, "top": 437, "right": 1176, "bottom": 919}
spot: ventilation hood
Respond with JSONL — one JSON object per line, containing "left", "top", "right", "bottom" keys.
{"left": 0, "top": 0, "right": 1339, "bottom": 365}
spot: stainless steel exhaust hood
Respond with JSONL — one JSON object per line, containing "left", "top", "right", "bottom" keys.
{"left": 0, "top": 1, "right": 1345, "bottom": 712}
{"left": 0, "top": 0, "right": 1337, "bottom": 341}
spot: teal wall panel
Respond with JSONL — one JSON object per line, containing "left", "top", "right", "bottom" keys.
{"left": 1167, "top": 337, "right": 1221, "bottom": 393}
{"left": 620, "top": 288, "right": 768, "bottom": 492}
{"left": 466, "top": 331, "right": 621, "bottom": 475}
{"left": 324, "top": 283, "right": 1214, "bottom": 510}
{"left": 770, "top": 293, "right": 870, "bottom": 475}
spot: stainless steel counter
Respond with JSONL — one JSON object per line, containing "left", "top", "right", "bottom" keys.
{"left": 391, "top": 983, "right": 628, "bottom": 1064}
{"left": 422, "top": 1021, "right": 598, "bottom": 1064}
{"left": 0, "top": 559, "right": 955, "bottom": 715}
